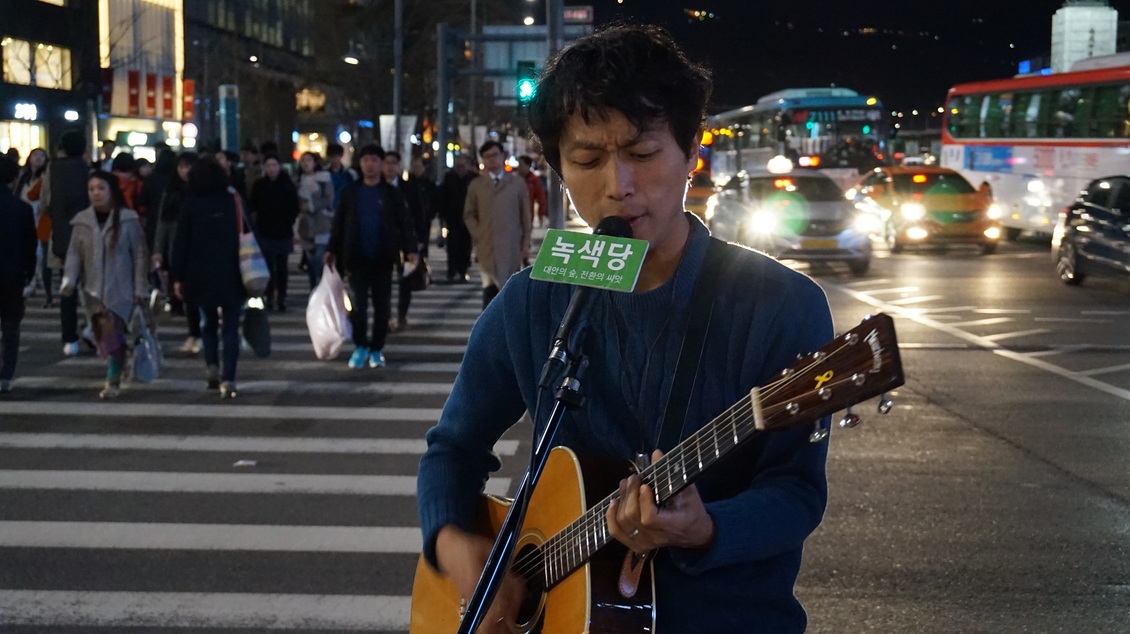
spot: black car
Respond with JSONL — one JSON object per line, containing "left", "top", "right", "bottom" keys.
{"left": 1052, "top": 175, "right": 1130, "bottom": 285}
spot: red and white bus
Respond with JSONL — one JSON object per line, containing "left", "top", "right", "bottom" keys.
{"left": 941, "top": 55, "right": 1130, "bottom": 239}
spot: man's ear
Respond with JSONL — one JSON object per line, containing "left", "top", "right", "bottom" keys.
{"left": 686, "top": 139, "right": 702, "bottom": 175}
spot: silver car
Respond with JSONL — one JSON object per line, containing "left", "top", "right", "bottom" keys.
{"left": 709, "top": 169, "right": 875, "bottom": 275}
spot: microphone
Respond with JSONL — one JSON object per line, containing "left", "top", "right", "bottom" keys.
{"left": 552, "top": 216, "right": 633, "bottom": 345}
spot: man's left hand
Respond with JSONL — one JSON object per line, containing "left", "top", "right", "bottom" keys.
{"left": 606, "top": 449, "right": 715, "bottom": 553}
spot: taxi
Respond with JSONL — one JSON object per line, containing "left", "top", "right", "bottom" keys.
{"left": 849, "top": 166, "right": 1003, "bottom": 255}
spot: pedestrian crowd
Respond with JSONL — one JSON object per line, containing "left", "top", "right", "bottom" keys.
{"left": 0, "top": 134, "right": 548, "bottom": 399}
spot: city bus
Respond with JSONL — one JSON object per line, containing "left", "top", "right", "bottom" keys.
{"left": 708, "top": 87, "right": 888, "bottom": 189}
{"left": 941, "top": 55, "right": 1130, "bottom": 239}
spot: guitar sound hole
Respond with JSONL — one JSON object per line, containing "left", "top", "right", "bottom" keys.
{"left": 513, "top": 544, "right": 547, "bottom": 629}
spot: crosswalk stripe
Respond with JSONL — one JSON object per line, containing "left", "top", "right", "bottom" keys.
{"left": 0, "top": 433, "right": 518, "bottom": 456}
{"left": 14, "top": 335, "right": 469, "bottom": 354}
{"left": 0, "top": 401, "right": 443, "bottom": 420}
{"left": 54, "top": 358, "right": 465, "bottom": 372}
{"left": 0, "top": 590, "right": 410, "bottom": 629}
{"left": 0, "top": 470, "right": 512, "bottom": 497}
{"left": 0, "top": 521, "right": 425, "bottom": 552}
{"left": 10, "top": 376, "right": 456, "bottom": 396}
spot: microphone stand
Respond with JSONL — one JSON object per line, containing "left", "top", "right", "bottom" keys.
{"left": 456, "top": 325, "right": 590, "bottom": 634}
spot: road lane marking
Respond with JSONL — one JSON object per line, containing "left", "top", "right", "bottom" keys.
{"left": 54, "top": 358, "right": 465, "bottom": 373}
{"left": 982, "top": 329, "right": 1052, "bottom": 342}
{"left": 1079, "top": 363, "right": 1130, "bottom": 377}
{"left": 0, "top": 590, "right": 410, "bottom": 629}
{"left": 972, "top": 308, "right": 1031, "bottom": 314}
{"left": 1034, "top": 317, "right": 1113, "bottom": 323}
{"left": 860, "top": 286, "right": 920, "bottom": 295}
{"left": 0, "top": 521, "right": 425, "bottom": 552}
{"left": 18, "top": 333, "right": 472, "bottom": 350}
{"left": 0, "top": 470, "right": 512, "bottom": 497}
{"left": 945, "top": 317, "right": 1014, "bottom": 328}
{"left": 0, "top": 433, "right": 519, "bottom": 456}
{"left": 887, "top": 295, "right": 945, "bottom": 306}
{"left": 912, "top": 306, "right": 977, "bottom": 314}
{"left": 0, "top": 402, "right": 443, "bottom": 421}
{"left": 9, "top": 377, "right": 455, "bottom": 396}
{"left": 829, "top": 285, "right": 1130, "bottom": 402}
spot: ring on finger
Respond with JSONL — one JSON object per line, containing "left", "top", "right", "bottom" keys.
{"left": 629, "top": 528, "right": 640, "bottom": 538}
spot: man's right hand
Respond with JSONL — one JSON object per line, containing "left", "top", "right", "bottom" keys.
{"left": 434, "top": 525, "right": 526, "bottom": 634}
{"left": 323, "top": 252, "right": 335, "bottom": 270}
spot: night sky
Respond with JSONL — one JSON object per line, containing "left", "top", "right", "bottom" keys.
{"left": 595, "top": 0, "right": 1130, "bottom": 115}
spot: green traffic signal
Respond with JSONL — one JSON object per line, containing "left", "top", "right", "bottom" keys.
{"left": 516, "top": 60, "right": 537, "bottom": 104}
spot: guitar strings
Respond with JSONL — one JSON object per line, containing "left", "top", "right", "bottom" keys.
{"left": 515, "top": 344, "right": 868, "bottom": 585}
{"left": 510, "top": 334, "right": 883, "bottom": 584}
{"left": 511, "top": 337, "right": 867, "bottom": 584}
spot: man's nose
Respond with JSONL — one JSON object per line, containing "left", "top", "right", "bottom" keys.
{"left": 607, "top": 159, "right": 633, "bottom": 199}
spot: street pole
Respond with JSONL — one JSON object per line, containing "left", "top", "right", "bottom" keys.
{"left": 436, "top": 23, "right": 450, "bottom": 184}
{"left": 545, "top": 0, "right": 565, "bottom": 229}
{"left": 468, "top": 0, "right": 477, "bottom": 154}
{"left": 393, "top": 0, "right": 403, "bottom": 154}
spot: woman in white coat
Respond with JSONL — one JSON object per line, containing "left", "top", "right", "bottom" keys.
{"left": 60, "top": 170, "right": 148, "bottom": 399}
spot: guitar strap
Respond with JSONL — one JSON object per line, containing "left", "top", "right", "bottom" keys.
{"left": 656, "top": 237, "right": 735, "bottom": 453}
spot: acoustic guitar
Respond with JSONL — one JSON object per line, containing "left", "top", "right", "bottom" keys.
{"left": 410, "top": 313, "right": 904, "bottom": 633}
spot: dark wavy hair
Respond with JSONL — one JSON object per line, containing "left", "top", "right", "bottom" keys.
{"left": 527, "top": 24, "right": 712, "bottom": 176}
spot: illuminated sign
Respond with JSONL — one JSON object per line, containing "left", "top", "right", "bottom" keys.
{"left": 563, "top": 5, "right": 593, "bottom": 24}
{"left": 13, "top": 103, "right": 38, "bottom": 121}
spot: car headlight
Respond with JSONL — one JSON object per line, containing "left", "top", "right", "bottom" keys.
{"left": 900, "top": 203, "right": 926, "bottom": 221}
{"left": 986, "top": 203, "right": 1003, "bottom": 220}
{"left": 748, "top": 209, "right": 778, "bottom": 234}
{"left": 853, "top": 213, "right": 882, "bottom": 234}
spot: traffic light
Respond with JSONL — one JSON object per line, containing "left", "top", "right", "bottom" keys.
{"left": 516, "top": 61, "right": 537, "bottom": 105}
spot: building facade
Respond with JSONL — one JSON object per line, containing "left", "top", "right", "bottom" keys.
{"left": 98, "top": 0, "right": 187, "bottom": 161}
{"left": 0, "top": 0, "right": 99, "bottom": 162}
{"left": 183, "top": 0, "right": 315, "bottom": 156}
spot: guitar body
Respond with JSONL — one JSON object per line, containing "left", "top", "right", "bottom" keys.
{"left": 410, "top": 446, "right": 656, "bottom": 633}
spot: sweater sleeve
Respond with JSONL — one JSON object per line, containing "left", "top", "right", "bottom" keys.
{"left": 416, "top": 287, "right": 530, "bottom": 568}
{"left": 667, "top": 271, "right": 834, "bottom": 575}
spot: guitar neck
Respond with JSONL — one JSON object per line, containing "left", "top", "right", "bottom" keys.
{"left": 518, "top": 314, "right": 902, "bottom": 590}
{"left": 532, "top": 393, "right": 759, "bottom": 589}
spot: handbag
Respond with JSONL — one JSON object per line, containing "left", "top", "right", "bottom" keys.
{"left": 242, "top": 300, "right": 271, "bottom": 358}
{"left": 130, "top": 306, "right": 161, "bottom": 383}
{"left": 235, "top": 194, "right": 270, "bottom": 297}
{"left": 403, "top": 257, "right": 431, "bottom": 292}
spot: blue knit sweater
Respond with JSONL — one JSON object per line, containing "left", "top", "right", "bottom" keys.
{"left": 418, "top": 214, "right": 833, "bottom": 632}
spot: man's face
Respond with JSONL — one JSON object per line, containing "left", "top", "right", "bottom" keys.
{"left": 410, "top": 157, "right": 426, "bottom": 177}
{"left": 359, "top": 153, "right": 382, "bottom": 180}
{"left": 241, "top": 150, "right": 259, "bottom": 165}
{"left": 516, "top": 161, "right": 531, "bottom": 177}
{"left": 558, "top": 110, "right": 697, "bottom": 251}
{"left": 215, "top": 152, "right": 230, "bottom": 170}
{"left": 176, "top": 162, "right": 191, "bottom": 182}
{"left": 382, "top": 155, "right": 402, "bottom": 182}
{"left": 328, "top": 153, "right": 343, "bottom": 168}
{"left": 481, "top": 146, "right": 505, "bottom": 174}
{"left": 454, "top": 155, "right": 471, "bottom": 176}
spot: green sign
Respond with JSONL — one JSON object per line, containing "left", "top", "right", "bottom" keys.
{"left": 530, "top": 229, "right": 649, "bottom": 292}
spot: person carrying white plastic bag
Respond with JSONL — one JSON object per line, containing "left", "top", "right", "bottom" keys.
{"left": 306, "top": 264, "right": 352, "bottom": 360}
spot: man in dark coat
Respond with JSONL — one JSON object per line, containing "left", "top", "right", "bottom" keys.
{"left": 0, "top": 157, "right": 38, "bottom": 392}
{"left": 324, "top": 144, "right": 418, "bottom": 370}
{"left": 39, "top": 131, "right": 90, "bottom": 355}
{"left": 435, "top": 153, "right": 477, "bottom": 282}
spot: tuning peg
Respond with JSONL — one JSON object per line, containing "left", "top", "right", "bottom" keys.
{"left": 808, "top": 420, "right": 829, "bottom": 443}
{"left": 877, "top": 393, "right": 894, "bottom": 415}
{"left": 838, "top": 406, "right": 861, "bottom": 428}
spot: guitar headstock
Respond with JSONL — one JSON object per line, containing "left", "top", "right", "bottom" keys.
{"left": 755, "top": 313, "right": 903, "bottom": 432}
